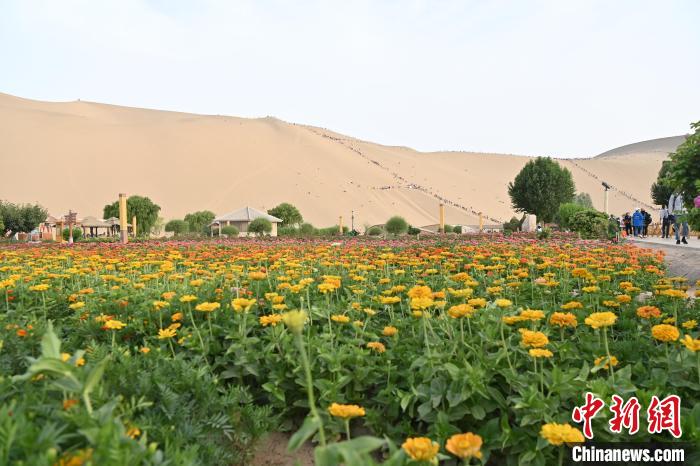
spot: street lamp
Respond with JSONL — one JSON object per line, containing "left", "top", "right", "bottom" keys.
{"left": 601, "top": 182, "right": 612, "bottom": 214}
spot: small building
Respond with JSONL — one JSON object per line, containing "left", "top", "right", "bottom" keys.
{"left": 211, "top": 207, "right": 282, "bottom": 237}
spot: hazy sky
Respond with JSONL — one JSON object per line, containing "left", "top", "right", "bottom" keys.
{"left": 2, "top": 0, "right": 699, "bottom": 157}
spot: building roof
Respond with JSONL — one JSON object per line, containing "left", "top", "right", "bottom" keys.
{"left": 80, "top": 216, "right": 111, "bottom": 227}
{"left": 212, "top": 207, "right": 282, "bottom": 223}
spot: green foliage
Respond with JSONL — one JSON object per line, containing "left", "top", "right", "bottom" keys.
{"left": 407, "top": 225, "right": 421, "bottom": 235}
{"left": 443, "top": 224, "right": 454, "bottom": 233}
{"left": 502, "top": 216, "right": 525, "bottom": 234}
{"left": 385, "top": 216, "right": 408, "bottom": 236}
{"left": 184, "top": 211, "right": 215, "bottom": 235}
{"left": 248, "top": 218, "right": 272, "bottom": 235}
{"left": 0, "top": 201, "right": 48, "bottom": 235}
{"left": 299, "top": 223, "right": 315, "bottom": 235}
{"left": 573, "top": 192, "right": 594, "bottom": 208}
{"left": 165, "top": 220, "right": 189, "bottom": 236}
{"left": 151, "top": 217, "right": 165, "bottom": 236}
{"left": 568, "top": 209, "right": 609, "bottom": 239}
{"left": 62, "top": 227, "right": 83, "bottom": 241}
{"left": 556, "top": 203, "right": 588, "bottom": 229}
{"left": 367, "top": 226, "right": 383, "bottom": 236}
{"left": 536, "top": 226, "right": 552, "bottom": 240}
{"left": 267, "top": 203, "right": 303, "bottom": 227}
{"left": 507, "top": 157, "right": 575, "bottom": 222}
{"left": 666, "top": 122, "right": 700, "bottom": 207}
{"left": 103, "top": 196, "right": 161, "bottom": 237}
{"left": 650, "top": 160, "right": 675, "bottom": 206}
{"left": 688, "top": 208, "right": 700, "bottom": 231}
{"left": 452, "top": 225, "right": 462, "bottom": 234}
{"left": 220, "top": 225, "right": 239, "bottom": 237}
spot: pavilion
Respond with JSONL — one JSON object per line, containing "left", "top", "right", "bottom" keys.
{"left": 210, "top": 207, "right": 282, "bottom": 237}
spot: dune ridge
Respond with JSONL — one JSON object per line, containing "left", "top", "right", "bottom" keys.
{"left": 0, "top": 92, "right": 678, "bottom": 228}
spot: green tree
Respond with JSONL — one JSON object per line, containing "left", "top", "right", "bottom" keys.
{"left": 650, "top": 161, "right": 675, "bottom": 206}
{"left": 569, "top": 209, "right": 609, "bottom": 239}
{"left": 366, "top": 226, "right": 383, "bottom": 236}
{"left": 220, "top": 225, "right": 239, "bottom": 236}
{"left": 184, "top": 211, "right": 215, "bottom": 235}
{"left": 165, "top": 220, "right": 189, "bottom": 236}
{"left": 267, "top": 203, "right": 303, "bottom": 227}
{"left": 573, "top": 192, "right": 594, "bottom": 208}
{"left": 62, "top": 227, "right": 83, "bottom": 241}
{"left": 507, "top": 157, "right": 575, "bottom": 223}
{"left": 0, "top": 201, "right": 48, "bottom": 235}
{"left": 103, "top": 195, "right": 161, "bottom": 237}
{"left": 299, "top": 223, "right": 315, "bottom": 235}
{"left": 666, "top": 122, "right": 699, "bottom": 208}
{"left": 385, "top": 216, "right": 408, "bottom": 235}
{"left": 248, "top": 218, "right": 272, "bottom": 235}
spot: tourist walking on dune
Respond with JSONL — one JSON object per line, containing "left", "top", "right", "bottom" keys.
{"left": 669, "top": 192, "right": 689, "bottom": 244}
{"left": 623, "top": 212, "right": 632, "bottom": 236}
{"left": 660, "top": 205, "right": 670, "bottom": 238}
{"left": 632, "top": 209, "right": 644, "bottom": 237}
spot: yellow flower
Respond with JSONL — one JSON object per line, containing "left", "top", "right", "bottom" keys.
{"left": 327, "top": 403, "right": 366, "bottom": 419}
{"left": 540, "top": 423, "right": 584, "bottom": 445}
{"left": 152, "top": 300, "right": 170, "bottom": 310}
{"left": 584, "top": 312, "right": 617, "bottom": 329}
{"left": 232, "top": 298, "right": 256, "bottom": 313}
{"left": 502, "top": 316, "right": 525, "bottom": 325}
{"left": 660, "top": 289, "right": 687, "bottom": 299}
{"left": 520, "top": 309, "right": 545, "bottom": 321}
{"left": 260, "top": 314, "right": 284, "bottom": 327}
{"left": 331, "top": 314, "right": 350, "bottom": 323}
{"left": 651, "top": 324, "right": 680, "bottom": 342}
{"left": 681, "top": 335, "right": 700, "bottom": 352}
{"left": 636, "top": 306, "right": 661, "bottom": 319}
{"left": 682, "top": 320, "right": 697, "bottom": 330}
{"left": 29, "top": 284, "right": 50, "bottom": 292}
{"left": 382, "top": 326, "right": 398, "bottom": 337}
{"left": 407, "top": 285, "right": 433, "bottom": 299}
{"left": 249, "top": 271, "right": 267, "bottom": 280}
{"left": 380, "top": 296, "right": 401, "bottom": 305}
{"left": 366, "top": 342, "right": 386, "bottom": 353}
{"left": 468, "top": 298, "right": 487, "bottom": 308}
{"left": 140, "top": 347, "right": 150, "bottom": 354}
{"left": 410, "top": 296, "right": 434, "bottom": 310}
{"left": 158, "top": 328, "right": 177, "bottom": 339}
{"left": 171, "top": 312, "right": 183, "bottom": 322}
{"left": 616, "top": 294, "right": 632, "bottom": 303}
{"left": 594, "top": 355, "right": 619, "bottom": 369}
{"left": 445, "top": 432, "right": 482, "bottom": 460}
{"left": 179, "top": 295, "right": 198, "bottom": 303}
{"left": 582, "top": 286, "right": 600, "bottom": 293}
{"left": 529, "top": 348, "right": 553, "bottom": 358}
{"left": 447, "top": 304, "right": 475, "bottom": 319}
{"left": 549, "top": 312, "right": 577, "bottom": 328}
{"left": 103, "top": 320, "right": 125, "bottom": 330}
{"left": 69, "top": 302, "right": 85, "bottom": 310}
{"left": 561, "top": 301, "right": 583, "bottom": 310}
{"left": 195, "top": 302, "right": 220, "bottom": 312}
{"left": 282, "top": 310, "right": 307, "bottom": 334}
{"left": 519, "top": 329, "right": 549, "bottom": 348}
{"left": 494, "top": 298, "right": 512, "bottom": 308}
{"left": 402, "top": 437, "right": 439, "bottom": 462}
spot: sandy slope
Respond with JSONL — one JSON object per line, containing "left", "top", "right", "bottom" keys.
{"left": 0, "top": 92, "right": 681, "bottom": 228}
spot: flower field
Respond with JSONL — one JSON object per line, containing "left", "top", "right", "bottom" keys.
{"left": 1, "top": 237, "right": 699, "bottom": 465}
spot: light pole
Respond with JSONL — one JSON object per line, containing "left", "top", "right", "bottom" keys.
{"left": 602, "top": 182, "right": 611, "bottom": 215}
{"left": 351, "top": 210, "right": 354, "bottom": 232}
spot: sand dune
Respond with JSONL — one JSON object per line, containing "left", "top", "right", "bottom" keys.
{"left": 0, "top": 92, "right": 679, "bottom": 228}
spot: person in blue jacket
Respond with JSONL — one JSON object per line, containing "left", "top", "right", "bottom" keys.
{"left": 632, "top": 208, "right": 644, "bottom": 237}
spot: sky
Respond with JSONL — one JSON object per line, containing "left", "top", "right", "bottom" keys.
{"left": 1, "top": 0, "right": 699, "bottom": 157}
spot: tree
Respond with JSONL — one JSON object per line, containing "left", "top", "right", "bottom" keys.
{"left": 103, "top": 195, "right": 161, "bottom": 237}
{"left": 248, "top": 218, "right": 272, "bottom": 235}
{"left": 650, "top": 161, "right": 674, "bottom": 206}
{"left": 268, "top": 203, "right": 303, "bottom": 227}
{"left": 569, "top": 209, "right": 609, "bottom": 239}
{"left": 666, "top": 122, "right": 699, "bottom": 208}
{"left": 184, "top": 211, "right": 215, "bottom": 235}
{"left": 299, "top": 223, "right": 315, "bottom": 235}
{"left": 573, "top": 192, "right": 594, "bottom": 208}
{"left": 165, "top": 220, "right": 189, "bottom": 236}
{"left": 367, "top": 226, "right": 383, "bottom": 236}
{"left": 0, "top": 201, "right": 48, "bottom": 235}
{"left": 151, "top": 217, "right": 165, "bottom": 236}
{"left": 62, "top": 227, "right": 83, "bottom": 241}
{"left": 385, "top": 216, "right": 408, "bottom": 235}
{"left": 221, "top": 226, "right": 239, "bottom": 236}
{"left": 508, "top": 157, "right": 575, "bottom": 223}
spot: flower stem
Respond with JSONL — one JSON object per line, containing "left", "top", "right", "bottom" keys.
{"left": 602, "top": 327, "right": 615, "bottom": 384}
{"left": 344, "top": 419, "right": 351, "bottom": 441}
{"left": 294, "top": 334, "right": 326, "bottom": 447}
{"left": 500, "top": 320, "right": 515, "bottom": 375}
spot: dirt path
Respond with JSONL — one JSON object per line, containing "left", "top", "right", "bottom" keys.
{"left": 250, "top": 432, "right": 315, "bottom": 466}
{"left": 629, "top": 239, "right": 700, "bottom": 291}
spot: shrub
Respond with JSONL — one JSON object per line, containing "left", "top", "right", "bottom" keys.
{"left": 267, "top": 203, "right": 303, "bottom": 227}
{"left": 184, "top": 211, "right": 215, "bottom": 235}
{"left": 248, "top": 218, "right": 272, "bottom": 235}
{"left": 443, "top": 224, "right": 454, "bottom": 233}
{"left": 453, "top": 225, "right": 462, "bottom": 234}
{"left": 220, "top": 225, "right": 239, "bottom": 237}
{"left": 503, "top": 216, "right": 524, "bottom": 235}
{"left": 366, "top": 226, "right": 383, "bottom": 236}
{"left": 556, "top": 203, "right": 588, "bottom": 229}
{"left": 569, "top": 209, "right": 609, "bottom": 239}
{"left": 277, "top": 226, "right": 298, "bottom": 237}
{"left": 407, "top": 225, "right": 421, "bottom": 235}
{"left": 165, "top": 220, "right": 189, "bottom": 236}
{"left": 385, "top": 216, "right": 408, "bottom": 235}
{"left": 299, "top": 223, "right": 315, "bottom": 235}
{"left": 62, "top": 227, "right": 83, "bottom": 241}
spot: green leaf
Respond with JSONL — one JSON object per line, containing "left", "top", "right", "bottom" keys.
{"left": 40, "top": 322, "right": 61, "bottom": 359}
{"left": 287, "top": 415, "right": 320, "bottom": 453}
{"left": 83, "top": 357, "right": 108, "bottom": 397}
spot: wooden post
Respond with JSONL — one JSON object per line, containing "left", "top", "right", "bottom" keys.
{"left": 339, "top": 216, "right": 343, "bottom": 235}
{"left": 132, "top": 215, "right": 137, "bottom": 238}
{"left": 119, "top": 193, "right": 128, "bottom": 244}
{"left": 439, "top": 203, "right": 445, "bottom": 233}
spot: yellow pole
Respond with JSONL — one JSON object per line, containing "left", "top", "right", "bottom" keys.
{"left": 339, "top": 216, "right": 343, "bottom": 235}
{"left": 57, "top": 221, "right": 64, "bottom": 243}
{"left": 479, "top": 212, "right": 483, "bottom": 232}
{"left": 132, "top": 215, "right": 137, "bottom": 238}
{"left": 439, "top": 203, "right": 445, "bottom": 233}
{"left": 119, "top": 193, "right": 128, "bottom": 244}
{"left": 604, "top": 189, "right": 609, "bottom": 215}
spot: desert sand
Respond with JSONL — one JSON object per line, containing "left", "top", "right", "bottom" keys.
{"left": 0, "top": 92, "right": 683, "bottom": 229}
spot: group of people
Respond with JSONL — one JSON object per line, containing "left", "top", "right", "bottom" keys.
{"left": 620, "top": 193, "right": 690, "bottom": 244}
